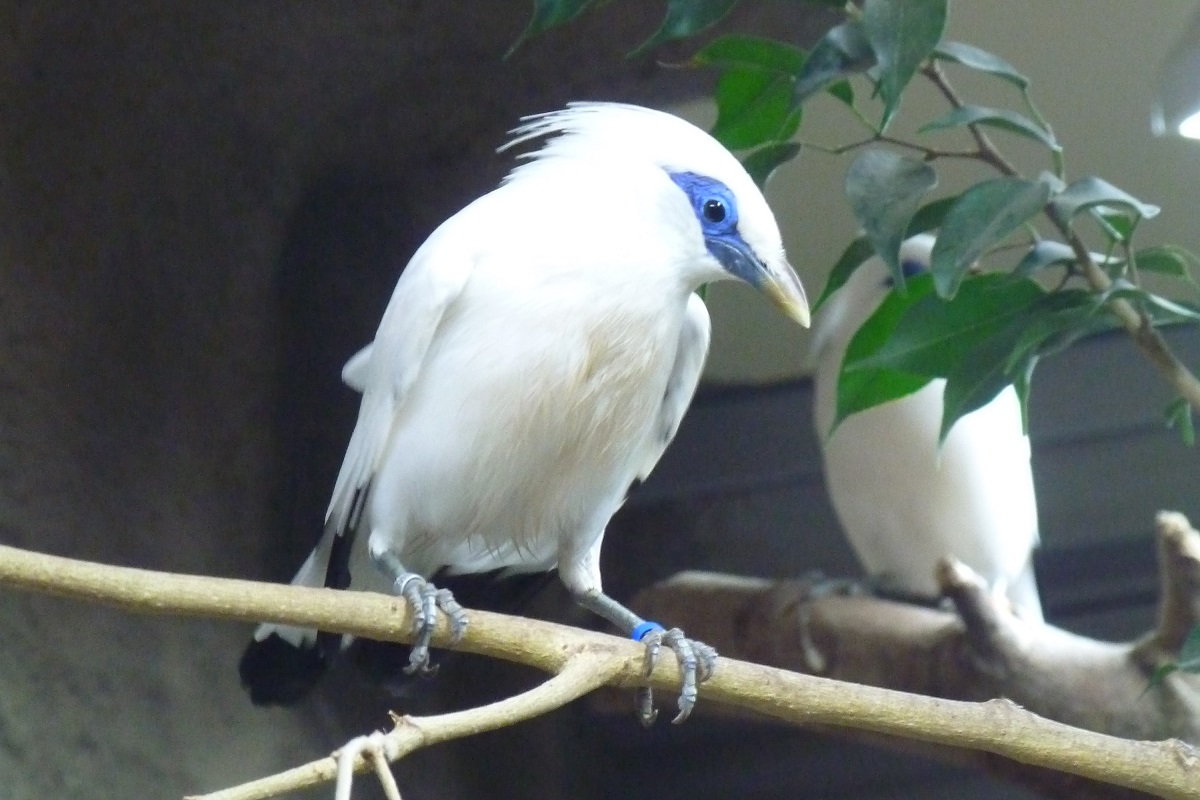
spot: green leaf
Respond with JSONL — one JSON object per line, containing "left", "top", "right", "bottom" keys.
{"left": 1148, "top": 625, "right": 1200, "bottom": 690}
{"left": 1166, "top": 396, "right": 1197, "bottom": 447}
{"left": 1147, "top": 662, "right": 1180, "bottom": 691}
{"left": 692, "top": 34, "right": 806, "bottom": 73}
{"left": 846, "top": 273, "right": 1074, "bottom": 441}
{"left": 1049, "top": 176, "right": 1161, "bottom": 225}
{"left": 834, "top": 274, "right": 938, "bottom": 427}
{"left": 931, "top": 177, "right": 1051, "bottom": 298}
{"left": 939, "top": 326, "right": 1021, "bottom": 442}
{"left": 863, "top": 0, "right": 949, "bottom": 130}
{"left": 698, "top": 35, "right": 807, "bottom": 151}
{"left": 836, "top": 366, "right": 932, "bottom": 433}
{"left": 1015, "top": 240, "right": 1077, "bottom": 275}
{"left": 845, "top": 149, "right": 938, "bottom": 287}
{"left": 794, "top": 20, "right": 875, "bottom": 106}
{"left": 1101, "top": 280, "right": 1200, "bottom": 325}
{"left": 1012, "top": 355, "right": 1035, "bottom": 434}
{"left": 919, "top": 105, "right": 1060, "bottom": 152}
{"left": 1000, "top": 291, "right": 1109, "bottom": 371}
{"left": 814, "top": 236, "right": 876, "bottom": 313}
{"left": 631, "top": 0, "right": 740, "bottom": 58}
{"left": 853, "top": 273, "right": 1046, "bottom": 375}
{"left": 1136, "top": 244, "right": 1200, "bottom": 281}
{"left": 1084, "top": 208, "right": 1125, "bottom": 245}
{"left": 712, "top": 67, "right": 804, "bottom": 150}
{"left": 1038, "top": 170, "right": 1066, "bottom": 194}
{"left": 932, "top": 41, "right": 1029, "bottom": 89}
{"left": 827, "top": 79, "right": 855, "bottom": 107}
{"left": 741, "top": 142, "right": 801, "bottom": 187}
{"left": 508, "top": 0, "right": 596, "bottom": 56}
{"left": 905, "top": 194, "right": 959, "bottom": 236}
{"left": 1178, "top": 623, "right": 1200, "bottom": 666}
{"left": 1099, "top": 210, "right": 1135, "bottom": 244}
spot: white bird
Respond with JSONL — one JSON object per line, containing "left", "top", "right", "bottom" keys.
{"left": 240, "top": 102, "right": 811, "bottom": 722}
{"left": 811, "top": 234, "right": 1042, "bottom": 621}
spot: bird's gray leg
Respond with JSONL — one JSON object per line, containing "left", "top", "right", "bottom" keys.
{"left": 369, "top": 534, "right": 467, "bottom": 675}
{"left": 575, "top": 590, "right": 717, "bottom": 725}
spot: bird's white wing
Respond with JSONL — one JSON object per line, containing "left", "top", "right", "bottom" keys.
{"left": 324, "top": 250, "right": 474, "bottom": 535}
{"left": 340, "top": 344, "right": 372, "bottom": 393}
{"left": 634, "top": 292, "right": 711, "bottom": 482}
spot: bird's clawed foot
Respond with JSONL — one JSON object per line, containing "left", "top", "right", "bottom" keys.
{"left": 634, "top": 623, "right": 717, "bottom": 725}
{"left": 393, "top": 574, "right": 468, "bottom": 675}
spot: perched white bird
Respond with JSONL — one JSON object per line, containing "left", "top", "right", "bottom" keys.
{"left": 811, "top": 234, "right": 1042, "bottom": 621}
{"left": 241, "top": 102, "right": 810, "bottom": 721}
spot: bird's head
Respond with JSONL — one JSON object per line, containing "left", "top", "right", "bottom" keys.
{"left": 810, "top": 233, "right": 935, "bottom": 361}
{"left": 502, "top": 102, "right": 810, "bottom": 328}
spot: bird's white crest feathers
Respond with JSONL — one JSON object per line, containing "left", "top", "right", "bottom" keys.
{"left": 501, "top": 102, "right": 787, "bottom": 271}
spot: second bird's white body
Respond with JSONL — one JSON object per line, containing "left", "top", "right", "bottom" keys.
{"left": 812, "top": 235, "right": 1043, "bottom": 621}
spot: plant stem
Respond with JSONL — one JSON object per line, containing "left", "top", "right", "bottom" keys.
{"left": 920, "top": 61, "right": 1021, "bottom": 176}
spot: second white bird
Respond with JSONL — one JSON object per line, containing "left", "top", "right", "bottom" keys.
{"left": 811, "top": 234, "right": 1043, "bottom": 622}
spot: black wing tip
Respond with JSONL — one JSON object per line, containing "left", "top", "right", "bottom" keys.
{"left": 239, "top": 632, "right": 329, "bottom": 706}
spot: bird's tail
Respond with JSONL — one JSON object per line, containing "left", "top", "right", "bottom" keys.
{"left": 239, "top": 526, "right": 354, "bottom": 705}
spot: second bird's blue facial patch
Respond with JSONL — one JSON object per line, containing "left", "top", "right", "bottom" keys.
{"left": 668, "top": 171, "right": 766, "bottom": 287}
{"left": 883, "top": 258, "right": 929, "bottom": 288}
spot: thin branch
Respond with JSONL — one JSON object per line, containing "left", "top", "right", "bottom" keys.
{"left": 192, "top": 654, "right": 620, "bottom": 800}
{"left": 0, "top": 542, "right": 1197, "bottom": 800}
{"left": 797, "top": 133, "right": 976, "bottom": 161}
{"left": 920, "top": 61, "right": 1021, "bottom": 176}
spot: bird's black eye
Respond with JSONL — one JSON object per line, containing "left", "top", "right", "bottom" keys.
{"left": 702, "top": 198, "right": 726, "bottom": 223}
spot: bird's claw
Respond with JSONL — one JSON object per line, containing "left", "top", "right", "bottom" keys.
{"left": 394, "top": 575, "right": 468, "bottom": 675}
{"left": 636, "top": 626, "right": 717, "bottom": 725}
{"left": 636, "top": 686, "right": 657, "bottom": 727}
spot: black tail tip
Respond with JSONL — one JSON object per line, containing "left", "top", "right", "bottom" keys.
{"left": 239, "top": 633, "right": 329, "bottom": 706}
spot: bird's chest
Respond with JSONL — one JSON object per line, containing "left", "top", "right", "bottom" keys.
{"left": 422, "top": 269, "right": 689, "bottom": 489}
{"left": 518, "top": 301, "right": 680, "bottom": 455}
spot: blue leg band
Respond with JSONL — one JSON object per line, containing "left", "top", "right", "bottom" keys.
{"left": 632, "top": 621, "right": 665, "bottom": 642}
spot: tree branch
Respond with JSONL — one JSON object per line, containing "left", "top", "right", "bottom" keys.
{"left": 192, "top": 654, "right": 621, "bottom": 800}
{"left": 920, "top": 60, "right": 1021, "bottom": 176}
{"left": 0, "top": 542, "right": 1197, "bottom": 799}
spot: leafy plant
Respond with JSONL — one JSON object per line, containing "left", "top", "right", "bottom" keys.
{"left": 515, "top": 0, "right": 1200, "bottom": 443}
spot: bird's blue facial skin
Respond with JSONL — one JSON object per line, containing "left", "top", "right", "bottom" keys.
{"left": 669, "top": 171, "right": 765, "bottom": 287}
{"left": 883, "top": 258, "right": 929, "bottom": 288}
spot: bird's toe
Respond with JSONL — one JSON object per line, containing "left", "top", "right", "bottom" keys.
{"left": 434, "top": 587, "right": 468, "bottom": 642}
{"left": 663, "top": 628, "right": 701, "bottom": 724}
{"left": 391, "top": 575, "right": 444, "bottom": 676}
{"left": 630, "top": 624, "right": 716, "bottom": 725}
{"left": 636, "top": 686, "right": 658, "bottom": 728}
